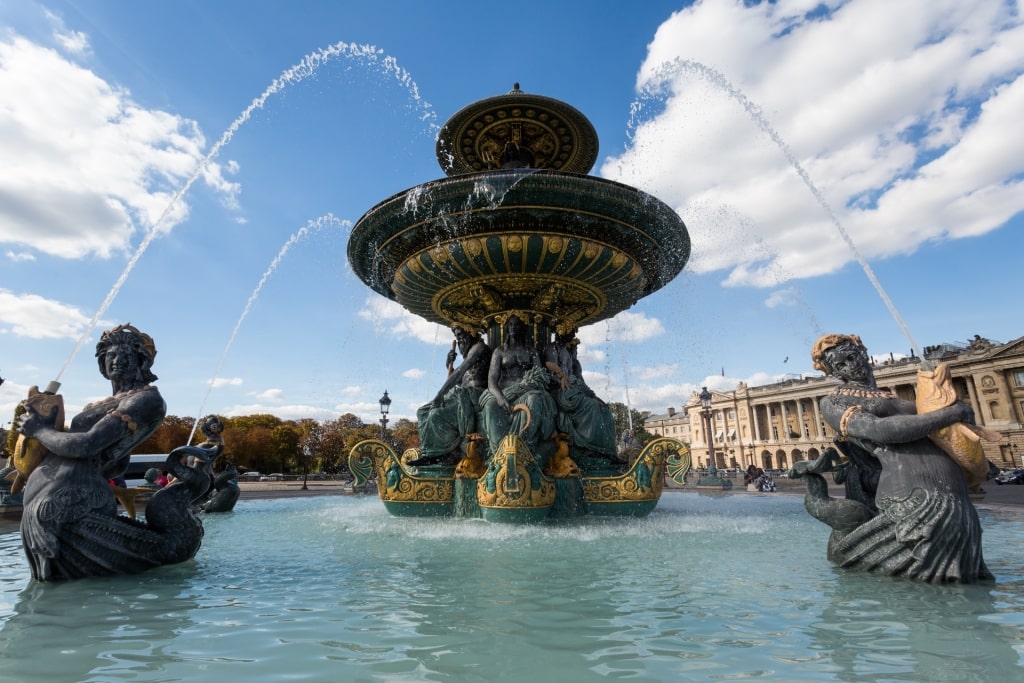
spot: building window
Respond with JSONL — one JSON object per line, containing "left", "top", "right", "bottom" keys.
{"left": 1014, "top": 370, "right": 1024, "bottom": 387}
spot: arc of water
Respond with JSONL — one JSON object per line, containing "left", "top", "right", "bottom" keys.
{"left": 57, "top": 42, "right": 437, "bottom": 383}
{"left": 187, "top": 214, "right": 350, "bottom": 444}
{"left": 622, "top": 354, "right": 633, "bottom": 432}
{"left": 640, "top": 58, "right": 923, "bottom": 360}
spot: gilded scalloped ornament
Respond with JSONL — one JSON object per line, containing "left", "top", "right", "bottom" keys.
{"left": 581, "top": 438, "right": 687, "bottom": 503}
{"left": 431, "top": 244, "right": 449, "bottom": 263}
{"left": 477, "top": 435, "right": 555, "bottom": 509}
{"left": 347, "top": 439, "right": 454, "bottom": 504}
{"left": 664, "top": 440, "right": 693, "bottom": 486}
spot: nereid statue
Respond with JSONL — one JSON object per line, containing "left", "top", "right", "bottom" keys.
{"left": 789, "top": 333, "right": 993, "bottom": 583}
{"left": 14, "top": 324, "right": 217, "bottom": 581}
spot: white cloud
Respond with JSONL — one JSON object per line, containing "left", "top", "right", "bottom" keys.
{"left": 0, "top": 35, "right": 239, "bottom": 259}
{"left": 357, "top": 295, "right": 449, "bottom": 344}
{"left": 209, "top": 377, "right": 243, "bottom": 388}
{"left": 402, "top": 368, "right": 425, "bottom": 379}
{"left": 221, "top": 403, "right": 337, "bottom": 421}
{"left": 603, "top": 0, "right": 1024, "bottom": 288}
{"left": 0, "top": 289, "right": 97, "bottom": 339}
{"left": 45, "top": 10, "right": 90, "bottom": 56}
{"left": 252, "top": 388, "right": 284, "bottom": 402}
{"left": 577, "top": 311, "right": 665, "bottom": 347}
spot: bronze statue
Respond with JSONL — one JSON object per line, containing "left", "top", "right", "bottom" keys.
{"left": 190, "top": 415, "right": 239, "bottom": 513}
{"left": 478, "top": 314, "right": 557, "bottom": 465}
{"left": 789, "top": 333, "right": 992, "bottom": 583}
{"left": 15, "top": 324, "right": 216, "bottom": 581}
{"left": 412, "top": 326, "right": 491, "bottom": 466}
{"left": 543, "top": 327, "right": 617, "bottom": 460}
{"left": 202, "top": 459, "right": 241, "bottom": 513}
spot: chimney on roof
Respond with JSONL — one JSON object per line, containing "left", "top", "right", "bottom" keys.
{"left": 667, "top": 407, "right": 676, "bottom": 417}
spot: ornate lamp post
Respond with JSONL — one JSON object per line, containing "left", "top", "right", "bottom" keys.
{"left": 696, "top": 386, "right": 732, "bottom": 490}
{"left": 378, "top": 390, "right": 392, "bottom": 440}
{"left": 301, "top": 444, "right": 311, "bottom": 491}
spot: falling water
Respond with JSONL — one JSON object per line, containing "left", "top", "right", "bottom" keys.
{"left": 55, "top": 42, "right": 436, "bottom": 383}
{"left": 187, "top": 214, "right": 350, "bottom": 443}
{"left": 640, "top": 58, "right": 923, "bottom": 358}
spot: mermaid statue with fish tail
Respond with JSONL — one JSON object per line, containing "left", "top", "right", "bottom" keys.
{"left": 789, "top": 333, "right": 992, "bottom": 583}
{"left": 15, "top": 324, "right": 217, "bottom": 581}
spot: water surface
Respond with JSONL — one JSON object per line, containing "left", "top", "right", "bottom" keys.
{"left": 1, "top": 493, "right": 1021, "bottom": 681}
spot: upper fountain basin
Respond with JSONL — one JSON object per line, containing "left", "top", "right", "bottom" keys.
{"left": 348, "top": 169, "right": 690, "bottom": 331}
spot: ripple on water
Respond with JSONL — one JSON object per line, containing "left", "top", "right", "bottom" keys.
{"left": 0, "top": 493, "right": 1022, "bottom": 681}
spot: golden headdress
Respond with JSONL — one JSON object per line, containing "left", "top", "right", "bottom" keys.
{"left": 811, "top": 333, "right": 863, "bottom": 374}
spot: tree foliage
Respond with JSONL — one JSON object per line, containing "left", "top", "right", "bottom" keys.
{"left": 125, "top": 411, "right": 421, "bottom": 477}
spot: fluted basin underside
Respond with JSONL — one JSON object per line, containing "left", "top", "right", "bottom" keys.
{"left": 348, "top": 169, "right": 690, "bottom": 330}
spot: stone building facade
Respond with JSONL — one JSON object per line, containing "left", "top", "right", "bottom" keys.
{"left": 678, "top": 334, "right": 1024, "bottom": 471}
{"left": 644, "top": 406, "right": 690, "bottom": 441}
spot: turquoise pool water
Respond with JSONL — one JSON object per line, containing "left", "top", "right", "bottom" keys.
{"left": 1, "top": 493, "right": 1021, "bottom": 682}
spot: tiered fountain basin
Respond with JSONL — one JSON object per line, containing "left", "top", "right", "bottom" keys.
{"left": 347, "top": 169, "right": 690, "bottom": 333}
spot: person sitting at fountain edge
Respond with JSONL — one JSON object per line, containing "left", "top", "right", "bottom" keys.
{"left": 791, "top": 333, "right": 992, "bottom": 583}
{"left": 478, "top": 314, "right": 556, "bottom": 464}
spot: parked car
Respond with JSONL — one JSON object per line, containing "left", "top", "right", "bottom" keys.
{"left": 260, "top": 473, "right": 284, "bottom": 481}
{"left": 238, "top": 471, "right": 261, "bottom": 481}
{"left": 995, "top": 469, "right": 1024, "bottom": 485}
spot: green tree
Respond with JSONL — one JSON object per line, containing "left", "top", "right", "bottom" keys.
{"left": 135, "top": 415, "right": 196, "bottom": 454}
{"left": 606, "top": 402, "right": 653, "bottom": 447}
{"left": 271, "top": 423, "right": 302, "bottom": 473}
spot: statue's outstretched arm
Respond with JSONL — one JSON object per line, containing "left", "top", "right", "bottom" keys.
{"left": 841, "top": 401, "right": 972, "bottom": 444}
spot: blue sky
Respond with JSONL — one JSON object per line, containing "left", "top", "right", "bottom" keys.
{"left": 1, "top": 0, "right": 1022, "bottom": 429}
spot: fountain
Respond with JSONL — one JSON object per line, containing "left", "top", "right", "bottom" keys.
{"left": 0, "top": 63, "right": 1020, "bottom": 680}
{"left": 346, "top": 85, "right": 693, "bottom": 522}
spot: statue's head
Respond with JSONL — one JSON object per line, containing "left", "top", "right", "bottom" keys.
{"left": 452, "top": 324, "right": 480, "bottom": 347}
{"left": 812, "top": 333, "right": 869, "bottom": 380}
{"left": 201, "top": 415, "right": 224, "bottom": 437}
{"left": 554, "top": 325, "right": 577, "bottom": 344}
{"left": 95, "top": 323, "right": 158, "bottom": 383}
{"left": 504, "top": 314, "right": 525, "bottom": 343}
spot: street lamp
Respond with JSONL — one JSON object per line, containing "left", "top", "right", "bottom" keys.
{"left": 301, "top": 444, "right": 311, "bottom": 490}
{"left": 378, "top": 390, "right": 391, "bottom": 440}
{"left": 696, "top": 386, "right": 731, "bottom": 490}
